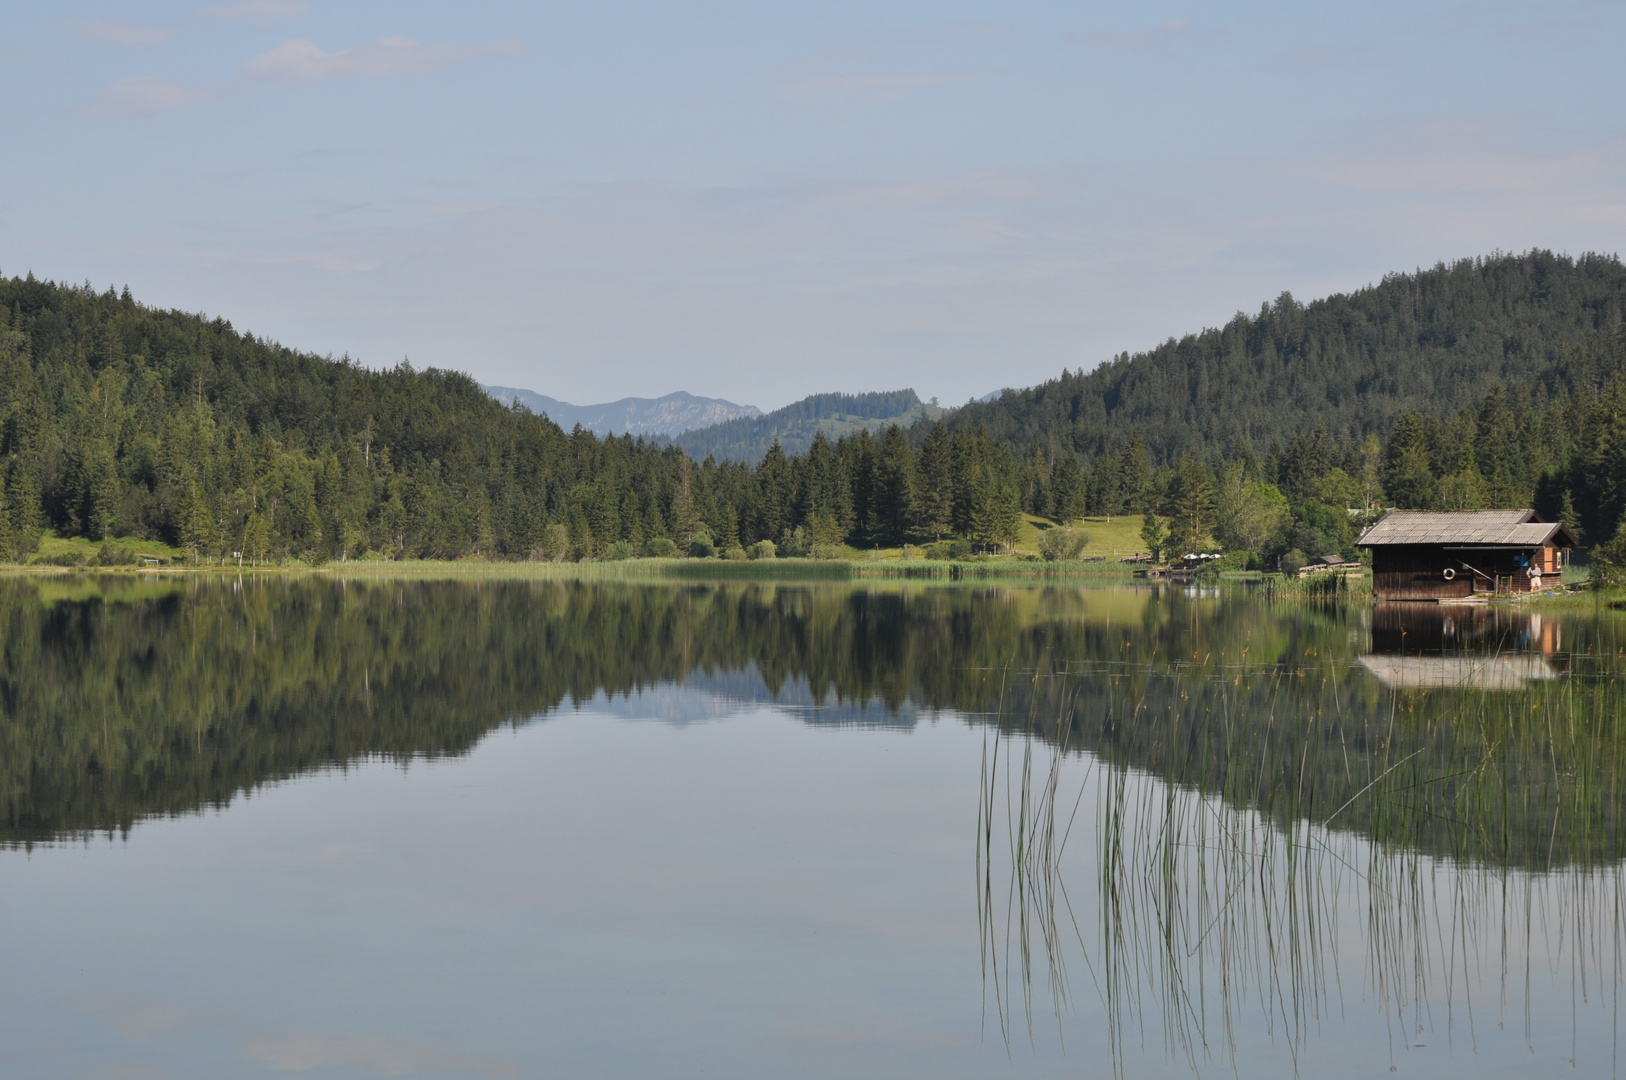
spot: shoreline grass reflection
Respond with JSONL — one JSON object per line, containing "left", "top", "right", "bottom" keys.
{"left": 977, "top": 725, "right": 1090, "bottom": 1055}
{"left": 978, "top": 670, "right": 1626, "bottom": 1076}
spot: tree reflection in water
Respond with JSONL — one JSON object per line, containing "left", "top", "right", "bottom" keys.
{"left": 2, "top": 574, "right": 1624, "bottom": 1071}
{"left": 977, "top": 596, "right": 1626, "bottom": 1075}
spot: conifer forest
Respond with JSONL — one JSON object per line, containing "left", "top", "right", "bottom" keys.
{"left": 2, "top": 249, "right": 1624, "bottom": 568}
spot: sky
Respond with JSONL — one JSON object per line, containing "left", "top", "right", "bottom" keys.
{"left": 2, "top": 2, "right": 1624, "bottom": 411}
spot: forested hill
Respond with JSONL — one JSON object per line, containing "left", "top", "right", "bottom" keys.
{"left": 4, "top": 260, "right": 1624, "bottom": 570}
{"left": 672, "top": 389, "right": 940, "bottom": 463}
{"left": 0, "top": 274, "right": 703, "bottom": 561}
{"left": 0, "top": 275, "right": 1013, "bottom": 564}
{"left": 934, "top": 251, "right": 1626, "bottom": 464}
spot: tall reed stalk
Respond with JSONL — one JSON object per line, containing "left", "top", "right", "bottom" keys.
{"left": 978, "top": 662, "right": 1626, "bottom": 1076}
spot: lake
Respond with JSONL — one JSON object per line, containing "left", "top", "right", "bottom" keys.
{"left": 3, "top": 575, "right": 1624, "bottom": 1078}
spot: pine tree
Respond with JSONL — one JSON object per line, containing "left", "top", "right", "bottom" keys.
{"left": 1051, "top": 453, "right": 1084, "bottom": 522}
{"left": 1360, "top": 434, "right": 1384, "bottom": 509}
{"left": 969, "top": 472, "right": 1021, "bottom": 553}
{"left": 1438, "top": 445, "right": 1487, "bottom": 510}
{"left": 1140, "top": 511, "right": 1165, "bottom": 563}
{"left": 671, "top": 461, "right": 699, "bottom": 546}
{"left": 243, "top": 511, "right": 271, "bottom": 565}
{"left": 991, "top": 484, "right": 1022, "bottom": 553}
{"left": 718, "top": 502, "right": 740, "bottom": 551}
{"left": 916, "top": 422, "right": 952, "bottom": 539}
{"left": 180, "top": 480, "right": 214, "bottom": 563}
{"left": 872, "top": 425, "right": 916, "bottom": 546}
{"left": 87, "top": 446, "right": 118, "bottom": 541}
{"left": 0, "top": 479, "right": 14, "bottom": 563}
{"left": 808, "top": 511, "right": 845, "bottom": 555}
{"left": 756, "top": 440, "right": 791, "bottom": 541}
{"left": 1168, "top": 458, "right": 1215, "bottom": 553}
{"left": 1591, "top": 512, "right": 1626, "bottom": 589}
{"left": 1117, "top": 437, "right": 1149, "bottom": 512}
{"left": 6, "top": 465, "right": 42, "bottom": 559}
{"left": 1559, "top": 489, "right": 1584, "bottom": 545}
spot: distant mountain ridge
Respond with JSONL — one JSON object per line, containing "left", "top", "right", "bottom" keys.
{"left": 669, "top": 389, "right": 943, "bottom": 464}
{"left": 483, "top": 386, "right": 760, "bottom": 437}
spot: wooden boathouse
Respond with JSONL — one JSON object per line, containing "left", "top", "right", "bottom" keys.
{"left": 1356, "top": 510, "right": 1576, "bottom": 602}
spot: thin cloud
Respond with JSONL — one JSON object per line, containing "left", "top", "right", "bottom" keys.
{"left": 1280, "top": 142, "right": 1624, "bottom": 196}
{"left": 200, "top": 0, "right": 308, "bottom": 20}
{"left": 822, "top": 172, "right": 1057, "bottom": 212}
{"left": 80, "top": 76, "right": 211, "bottom": 117}
{"left": 63, "top": 18, "right": 174, "bottom": 47}
{"left": 245, "top": 247, "right": 381, "bottom": 273}
{"left": 0, "top": 47, "right": 59, "bottom": 64}
{"left": 779, "top": 69, "right": 981, "bottom": 97}
{"left": 1262, "top": 39, "right": 1384, "bottom": 75}
{"left": 243, "top": 36, "right": 522, "bottom": 82}
{"left": 1076, "top": 19, "right": 1194, "bottom": 48}
{"left": 79, "top": 995, "right": 197, "bottom": 1039}
{"left": 1496, "top": 14, "right": 1597, "bottom": 42}
{"left": 243, "top": 1032, "right": 518, "bottom": 1077}
{"left": 419, "top": 201, "right": 502, "bottom": 215}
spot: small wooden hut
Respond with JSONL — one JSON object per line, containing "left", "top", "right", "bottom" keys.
{"left": 1355, "top": 510, "right": 1576, "bottom": 602}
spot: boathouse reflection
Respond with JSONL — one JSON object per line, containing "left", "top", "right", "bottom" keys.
{"left": 1360, "top": 603, "right": 1562, "bottom": 690}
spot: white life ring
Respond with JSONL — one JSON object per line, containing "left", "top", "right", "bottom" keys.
{"left": 1441, "top": 567, "right": 1456, "bottom": 581}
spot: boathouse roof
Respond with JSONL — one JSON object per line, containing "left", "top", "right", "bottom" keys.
{"left": 1356, "top": 510, "right": 1576, "bottom": 548}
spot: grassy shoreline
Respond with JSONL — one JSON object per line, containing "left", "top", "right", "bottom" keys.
{"left": 8, "top": 528, "right": 1620, "bottom": 602}
{"left": 7, "top": 557, "right": 1621, "bottom": 603}
{"left": 0, "top": 556, "right": 1141, "bottom": 582}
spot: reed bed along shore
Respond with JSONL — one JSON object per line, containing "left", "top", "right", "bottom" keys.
{"left": 1259, "top": 569, "right": 1373, "bottom": 599}
{"left": 967, "top": 593, "right": 1626, "bottom": 1049}
{"left": 976, "top": 632, "right": 1626, "bottom": 1076}
{"left": 980, "top": 724, "right": 1626, "bottom": 1076}
{"left": 1019, "top": 640, "right": 1626, "bottom": 869}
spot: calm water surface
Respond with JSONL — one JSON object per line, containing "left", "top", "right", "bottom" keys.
{"left": 3, "top": 577, "right": 1625, "bottom": 1078}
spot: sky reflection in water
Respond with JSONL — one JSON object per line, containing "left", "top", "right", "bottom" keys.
{"left": 1, "top": 576, "right": 1623, "bottom": 1078}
